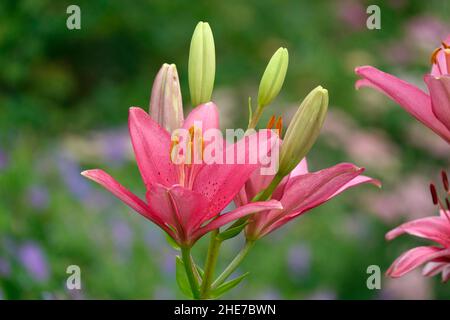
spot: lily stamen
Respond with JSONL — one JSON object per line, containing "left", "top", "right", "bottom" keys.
{"left": 266, "top": 115, "right": 283, "bottom": 136}
{"left": 275, "top": 116, "right": 283, "bottom": 136}
{"left": 266, "top": 115, "right": 276, "bottom": 129}
{"left": 429, "top": 178, "right": 450, "bottom": 223}
{"left": 441, "top": 170, "right": 449, "bottom": 191}
{"left": 430, "top": 43, "right": 450, "bottom": 75}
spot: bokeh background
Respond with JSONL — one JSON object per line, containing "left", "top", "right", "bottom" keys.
{"left": 1, "top": 0, "right": 449, "bottom": 299}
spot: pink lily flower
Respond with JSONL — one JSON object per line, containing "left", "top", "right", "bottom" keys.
{"left": 235, "top": 158, "right": 380, "bottom": 239}
{"left": 355, "top": 36, "right": 450, "bottom": 143}
{"left": 386, "top": 211, "right": 450, "bottom": 283}
{"left": 386, "top": 175, "right": 450, "bottom": 282}
{"left": 82, "top": 104, "right": 282, "bottom": 247}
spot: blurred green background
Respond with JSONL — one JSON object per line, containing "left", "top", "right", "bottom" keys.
{"left": 0, "top": 0, "right": 449, "bottom": 299}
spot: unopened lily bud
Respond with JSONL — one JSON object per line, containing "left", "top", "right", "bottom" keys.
{"left": 149, "top": 63, "right": 183, "bottom": 132}
{"left": 188, "top": 21, "right": 215, "bottom": 107}
{"left": 257, "top": 47, "right": 289, "bottom": 108}
{"left": 278, "top": 86, "right": 328, "bottom": 177}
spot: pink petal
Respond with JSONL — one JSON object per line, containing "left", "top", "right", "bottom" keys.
{"left": 269, "top": 158, "right": 309, "bottom": 202}
{"left": 81, "top": 169, "right": 173, "bottom": 236}
{"left": 193, "top": 130, "right": 278, "bottom": 217}
{"left": 355, "top": 66, "right": 450, "bottom": 143}
{"left": 328, "top": 175, "right": 381, "bottom": 200}
{"left": 234, "top": 137, "right": 285, "bottom": 205}
{"left": 258, "top": 163, "right": 376, "bottom": 237}
{"left": 289, "top": 158, "right": 309, "bottom": 177}
{"left": 146, "top": 184, "right": 209, "bottom": 244}
{"left": 386, "top": 246, "right": 450, "bottom": 278}
{"left": 442, "top": 266, "right": 450, "bottom": 282}
{"left": 431, "top": 39, "right": 449, "bottom": 76}
{"left": 192, "top": 199, "right": 283, "bottom": 241}
{"left": 422, "top": 261, "right": 449, "bottom": 277}
{"left": 234, "top": 187, "right": 249, "bottom": 207}
{"left": 281, "top": 163, "right": 366, "bottom": 215}
{"left": 243, "top": 170, "right": 275, "bottom": 202}
{"left": 424, "top": 75, "right": 450, "bottom": 131}
{"left": 182, "top": 102, "right": 219, "bottom": 132}
{"left": 440, "top": 209, "right": 450, "bottom": 220}
{"left": 385, "top": 216, "right": 450, "bottom": 247}
{"left": 128, "top": 107, "right": 178, "bottom": 188}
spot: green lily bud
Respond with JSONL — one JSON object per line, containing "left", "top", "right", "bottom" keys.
{"left": 278, "top": 86, "right": 328, "bottom": 177}
{"left": 257, "top": 47, "right": 289, "bottom": 108}
{"left": 149, "top": 63, "right": 184, "bottom": 132}
{"left": 188, "top": 21, "right": 215, "bottom": 107}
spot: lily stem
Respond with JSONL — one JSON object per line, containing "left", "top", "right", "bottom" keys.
{"left": 247, "top": 105, "right": 264, "bottom": 130}
{"left": 212, "top": 240, "right": 255, "bottom": 288}
{"left": 200, "top": 230, "right": 222, "bottom": 299}
{"left": 253, "top": 174, "right": 283, "bottom": 202}
{"left": 181, "top": 246, "right": 200, "bottom": 299}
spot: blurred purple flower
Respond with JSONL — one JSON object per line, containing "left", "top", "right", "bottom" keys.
{"left": 407, "top": 123, "right": 450, "bottom": 159}
{"left": 144, "top": 227, "right": 164, "bottom": 251}
{"left": 336, "top": 0, "right": 366, "bottom": 31}
{"left": 406, "top": 16, "right": 449, "bottom": 51}
{"left": 26, "top": 185, "right": 49, "bottom": 211}
{"left": 100, "top": 129, "right": 131, "bottom": 166}
{"left": 383, "top": 40, "right": 414, "bottom": 65}
{"left": 287, "top": 245, "right": 310, "bottom": 278}
{"left": 57, "top": 154, "right": 92, "bottom": 200}
{"left": 323, "top": 109, "right": 399, "bottom": 172}
{"left": 380, "top": 270, "right": 432, "bottom": 299}
{"left": 0, "top": 257, "right": 11, "bottom": 276}
{"left": 364, "top": 175, "right": 434, "bottom": 223}
{"left": 57, "top": 153, "right": 110, "bottom": 208}
{"left": 342, "top": 215, "right": 370, "bottom": 241}
{"left": 18, "top": 242, "right": 49, "bottom": 282}
{"left": 153, "top": 285, "right": 175, "bottom": 299}
{"left": 160, "top": 250, "right": 176, "bottom": 275}
{"left": 67, "top": 289, "right": 85, "bottom": 300}
{"left": 111, "top": 219, "right": 133, "bottom": 252}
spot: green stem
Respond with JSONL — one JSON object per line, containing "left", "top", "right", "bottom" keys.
{"left": 253, "top": 174, "right": 283, "bottom": 202}
{"left": 247, "top": 105, "right": 264, "bottom": 130}
{"left": 212, "top": 240, "right": 255, "bottom": 288}
{"left": 181, "top": 246, "right": 200, "bottom": 299}
{"left": 200, "top": 230, "right": 222, "bottom": 299}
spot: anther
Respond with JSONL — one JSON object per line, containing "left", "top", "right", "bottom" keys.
{"left": 442, "top": 170, "right": 449, "bottom": 191}
{"left": 430, "top": 183, "right": 438, "bottom": 205}
{"left": 275, "top": 116, "right": 283, "bottom": 136}
{"left": 431, "top": 47, "right": 441, "bottom": 65}
{"left": 267, "top": 115, "right": 276, "bottom": 129}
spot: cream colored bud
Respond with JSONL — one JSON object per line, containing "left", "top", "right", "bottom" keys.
{"left": 278, "top": 86, "right": 328, "bottom": 177}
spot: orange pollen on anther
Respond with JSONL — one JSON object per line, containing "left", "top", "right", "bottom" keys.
{"left": 266, "top": 115, "right": 276, "bottom": 129}
{"left": 442, "top": 41, "right": 450, "bottom": 49}
{"left": 275, "top": 116, "right": 283, "bottom": 136}
{"left": 266, "top": 115, "right": 283, "bottom": 136}
{"left": 187, "top": 126, "right": 204, "bottom": 163}
{"left": 430, "top": 47, "right": 442, "bottom": 65}
{"left": 169, "top": 137, "right": 180, "bottom": 158}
